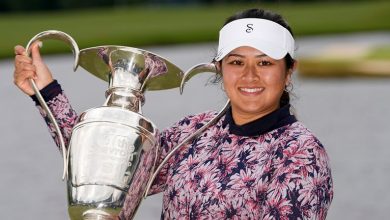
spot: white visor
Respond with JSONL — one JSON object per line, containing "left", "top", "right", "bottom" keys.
{"left": 215, "top": 18, "right": 295, "bottom": 61}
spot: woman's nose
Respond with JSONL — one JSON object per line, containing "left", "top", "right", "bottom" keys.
{"left": 242, "top": 63, "right": 259, "bottom": 80}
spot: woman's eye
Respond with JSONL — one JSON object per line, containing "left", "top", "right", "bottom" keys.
{"left": 228, "top": 60, "right": 242, "bottom": 65}
{"left": 258, "top": 60, "right": 272, "bottom": 66}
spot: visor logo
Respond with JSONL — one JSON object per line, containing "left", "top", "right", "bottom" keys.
{"left": 246, "top": 24, "right": 254, "bottom": 33}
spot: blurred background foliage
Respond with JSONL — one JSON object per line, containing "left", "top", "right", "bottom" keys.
{"left": 0, "top": 0, "right": 389, "bottom": 76}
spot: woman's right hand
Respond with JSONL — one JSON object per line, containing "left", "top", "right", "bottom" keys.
{"left": 13, "top": 41, "right": 54, "bottom": 96}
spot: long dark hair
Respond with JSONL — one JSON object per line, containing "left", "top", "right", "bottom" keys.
{"left": 213, "top": 8, "right": 296, "bottom": 107}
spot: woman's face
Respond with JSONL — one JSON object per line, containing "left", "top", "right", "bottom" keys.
{"left": 220, "top": 46, "right": 293, "bottom": 125}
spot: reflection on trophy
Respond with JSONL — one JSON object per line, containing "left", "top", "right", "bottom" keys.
{"left": 25, "top": 30, "right": 184, "bottom": 220}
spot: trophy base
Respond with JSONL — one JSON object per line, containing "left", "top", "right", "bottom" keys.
{"left": 83, "top": 209, "right": 116, "bottom": 220}
{"left": 68, "top": 205, "right": 120, "bottom": 220}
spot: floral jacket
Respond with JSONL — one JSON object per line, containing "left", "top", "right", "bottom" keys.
{"left": 33, "top": 81, "right": 333, "bottom": 220}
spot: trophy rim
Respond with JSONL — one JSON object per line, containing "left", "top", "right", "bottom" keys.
{"left": 78, "top": 45, "right": 184, "bottom": 91}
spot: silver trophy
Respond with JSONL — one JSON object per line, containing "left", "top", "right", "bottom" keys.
{"left": 25, "top": 30, "right": 185, "bottom": 220}
{"left": 25, "top": 30, "right": 229, "bottom": 220}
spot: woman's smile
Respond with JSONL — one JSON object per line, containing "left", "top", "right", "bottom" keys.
{"left": 238, "top": 86, "right": 264, "bottom": 95}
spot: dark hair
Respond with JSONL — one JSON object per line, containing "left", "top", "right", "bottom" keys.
{"left": 213, "top": 8, "right": 296, "bottom": 107}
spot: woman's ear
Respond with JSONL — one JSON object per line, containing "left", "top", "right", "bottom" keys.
{"left": 291, "top": 60, "right": 298, "bottom": 73}
{"left": 285, "top": 60, "right": 297, "bottom": 86}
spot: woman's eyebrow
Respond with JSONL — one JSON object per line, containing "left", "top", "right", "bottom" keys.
{"left": 227, "top": 53, "right": 268, "bottom": 58}
{"left": 256, "top": 54, "right": 268, "bottom": 58}
{"left": 227, "top": 53, "right": 244, "bottom": 58}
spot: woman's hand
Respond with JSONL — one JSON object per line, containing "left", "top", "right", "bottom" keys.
{"left": 13, "top": 41, "right": 54, "bottom": 96}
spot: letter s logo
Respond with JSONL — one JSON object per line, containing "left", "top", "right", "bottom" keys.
{"left": 246, "top": 24, "right": 254, "bottom": 33}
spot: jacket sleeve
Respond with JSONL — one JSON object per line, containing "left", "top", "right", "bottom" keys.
{"left": 32, "top": 80, "right": 78, "bottom": 153}
{"left": 263, "top": 133, "right": 333, "bottom": 220}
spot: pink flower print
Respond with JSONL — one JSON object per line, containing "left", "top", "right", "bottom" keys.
{"left": 247, "top": 140, "right": 274, "bottom": 167}
{"left": 270, "top": 166, "right": 301, "bottom": 199}
{"left": 198, "top": 171, "right": 219, "bottom": 202}
{"left": 217, "top": 152, "right": 239, "bottom": 176}
{"left": 187, "top": 112, "right": 215, "bottom": 131}
{"left": 228, "top": 168, "right": 256, "bottom": 194}
{"left": 298, "top": 169, "right": 331, "bottom": 209}
{"left": 282, "top": 142, "right": 312, "bottom": 170}
{"left": 220, "top": 198, "right": 247, "bottom": 220}
{"left": 263, "top": 198, "right": 292, "bottom": 220}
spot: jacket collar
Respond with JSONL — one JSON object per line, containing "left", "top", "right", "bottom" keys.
{"left": 222, "top": 104, "right": 297, "bottom": 137}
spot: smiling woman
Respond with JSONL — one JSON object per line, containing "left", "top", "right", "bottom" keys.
{"left": 152, "top": 8, "right": 334, "bottom": 220}
{"left": 13, "top": 7, "right": 333, "bottom": 220}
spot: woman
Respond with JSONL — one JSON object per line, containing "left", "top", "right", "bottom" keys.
{"left": 14, "top": 8, "right": 333, "bottom": 220}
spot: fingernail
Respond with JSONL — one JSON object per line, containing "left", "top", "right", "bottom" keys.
{"left": 37, "top": 41, "right": 43, "bottom": 48}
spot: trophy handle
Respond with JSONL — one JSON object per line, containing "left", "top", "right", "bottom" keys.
{"left": 179, "top": 62, "right": 218, "bottom": 94}
{"left": 26, "top": 30, "right": 80, "bottom": 71}
{"left": 25, "top": 30, "right": 80, "bottom": 180}
{"left": 144, "top": 63, "right": 230, "bottom": 197}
